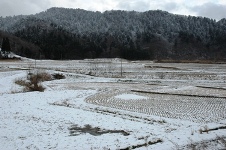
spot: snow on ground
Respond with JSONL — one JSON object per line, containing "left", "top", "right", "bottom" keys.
{"left": 0, "top": 59, "right": 226, "bottom": 149}
{"left": 0, "top": 70, "right": 26, "bottom": 94}
{"left": 115, "top": 94, "right": 148, "bottom": 100}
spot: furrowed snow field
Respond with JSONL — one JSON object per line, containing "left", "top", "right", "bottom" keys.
{"left": 0, "top": 59, "right": 226, "bottom": 150}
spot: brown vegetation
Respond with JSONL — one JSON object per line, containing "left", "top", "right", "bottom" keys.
{"left": 15, "top": 71, "right": 65, "bottom": 92}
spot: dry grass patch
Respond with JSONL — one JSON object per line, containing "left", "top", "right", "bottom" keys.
{"left": 15, "top": 79, "right": 29, "bottom": 87}
{"left": 15, "top": 71, "right": 66, "bottom": 92}
{"left": 15, "top": 71, "right": 52, "bottom": 92}
{"left": 68, "top": 124, "right": 130, "bottom": 136}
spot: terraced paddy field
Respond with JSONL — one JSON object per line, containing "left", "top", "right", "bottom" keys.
{"left": 0, "top": 59, "right": 226, "bottom": 149}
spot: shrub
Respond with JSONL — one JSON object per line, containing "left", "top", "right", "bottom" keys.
{"left": 52, "top": 73, "right": 65, "bottom": 80}
{"left": 15, "top": 71, "right": 65, "bottom": 92}
{"left": 15, "top": 79, "right": 29, "bottom": 87}
{"left": 40, "top": 72, "right": 52, "bottom": 81}
{"left": 26, "top": 72, "right": 51, "bottom": 92}
{"left": 15, "top": 71, "right": 52, "bottom": 92}
{"left": 28, "top": 72, "right": 52, "bottom": 82}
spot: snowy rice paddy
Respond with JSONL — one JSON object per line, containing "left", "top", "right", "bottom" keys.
{"left": 0, "top": 58, "right": 226, "bottom": 149}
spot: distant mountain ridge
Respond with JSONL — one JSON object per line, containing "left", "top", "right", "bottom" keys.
{"left": 0, "top": 7, "right": 226, "bottom": 60}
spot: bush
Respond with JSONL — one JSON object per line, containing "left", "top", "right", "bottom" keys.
{"left": 26, "top": 72, "right": 52, "bottom": 92}
{"left": 15, "top": 79, "right": 29, "bottom": 87}
{"left": 52, "top": 73, "right": 65, "bottom": 80}
{"left": 15, "top": 71, "right": 52, "bottom": 92}
{"left": 15, "top": 71, "right": 66, "bottom": 92}
{"left": 28, "top": 72, "right": 52, "bottom": 82}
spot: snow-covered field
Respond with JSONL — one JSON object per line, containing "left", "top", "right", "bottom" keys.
{"left": 0, "top": 59, "right": 226, "bottom": 149}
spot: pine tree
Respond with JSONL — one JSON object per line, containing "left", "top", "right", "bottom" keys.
{"left": 1, "top": 37, "right": 11, "bottom": 58}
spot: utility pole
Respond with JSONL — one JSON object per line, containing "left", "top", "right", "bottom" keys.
{"left": 35, "top": 59, "right": 36, "bottom": 69}
{"left": 34, "top": 53, "right": 37, "bottom": 70}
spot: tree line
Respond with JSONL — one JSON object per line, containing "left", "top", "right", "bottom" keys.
{"left": 0, "top": 8, "right": 225, "bottom": 61}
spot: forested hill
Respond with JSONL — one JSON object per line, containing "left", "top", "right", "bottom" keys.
{"left": 0, "top": 7, "right": 226, "bottom": 60}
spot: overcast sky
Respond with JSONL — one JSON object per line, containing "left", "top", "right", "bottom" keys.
{"left": 0, "top": 0, "right": 226, "bottom": 20}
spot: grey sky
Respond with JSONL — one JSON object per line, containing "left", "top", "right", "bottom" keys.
{"left": 0, "top": 0, "right": 226, "bottom": 20}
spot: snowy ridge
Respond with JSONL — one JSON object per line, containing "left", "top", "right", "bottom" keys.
{"left": 0, "top": 7, "right": 226, "bottom": 60}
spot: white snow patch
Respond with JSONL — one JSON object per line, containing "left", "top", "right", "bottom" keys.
{"left": 115, "top": 94, "right": 148, "bottom": 100}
